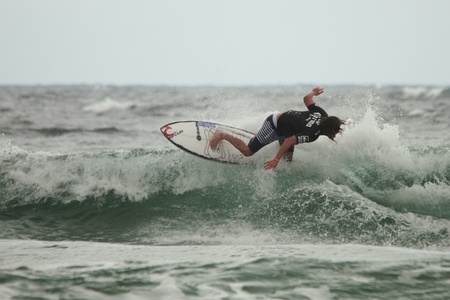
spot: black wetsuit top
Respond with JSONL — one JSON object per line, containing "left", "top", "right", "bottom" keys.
{"left": 276, "top": 104, "right": 328, "bottom": 144}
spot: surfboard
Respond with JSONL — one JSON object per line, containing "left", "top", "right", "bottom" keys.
{"left": 160, "top": 121, "right": 255, "bottom": 164}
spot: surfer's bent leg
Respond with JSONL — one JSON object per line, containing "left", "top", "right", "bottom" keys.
{"left": 210, "top": 131, "right": 254, "bottom": 156}
{"left": 210, "top": 115, "right": 279, "bottom": 157}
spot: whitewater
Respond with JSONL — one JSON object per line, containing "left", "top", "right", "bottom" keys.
{"left": 0, "top": 85, "right": 449, "bottom": 299}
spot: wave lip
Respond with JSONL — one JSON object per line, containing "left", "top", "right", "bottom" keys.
{"left": 0, "top": 143, "right": 449, "bottom": 249}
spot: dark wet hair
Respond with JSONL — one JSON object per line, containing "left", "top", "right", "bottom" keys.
{"left": 320, "top": 116, "right": 345, "bottom": 142}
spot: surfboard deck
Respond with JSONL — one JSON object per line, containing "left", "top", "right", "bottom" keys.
{"left": 160, "top": 121, "right": 255, "bottom": 164}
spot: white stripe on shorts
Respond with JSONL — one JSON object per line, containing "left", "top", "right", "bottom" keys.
{"left": 255, "top": 115, "right": 279, "bottom": 145}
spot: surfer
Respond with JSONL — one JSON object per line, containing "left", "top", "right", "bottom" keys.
{"left": 210, "top": 87, "right": 345, "bottom": 170}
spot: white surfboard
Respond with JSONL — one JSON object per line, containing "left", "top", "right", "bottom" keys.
{"left": 160, "top": 121, "right": 255, "bottom": 164}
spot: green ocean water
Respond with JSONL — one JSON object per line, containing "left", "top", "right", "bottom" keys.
{"left": 0, "top": 85, "right": 449, "bottom": 299}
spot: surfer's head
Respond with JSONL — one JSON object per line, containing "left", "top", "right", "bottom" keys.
{"left": 320, "top": 116, "right": 345, "bottom": 142}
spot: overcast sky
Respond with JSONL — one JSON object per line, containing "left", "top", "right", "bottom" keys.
{"left": 1, "top": 0, "right": 449, "bottom": 86}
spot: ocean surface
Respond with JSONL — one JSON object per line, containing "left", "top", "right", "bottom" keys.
{"left": 0, "top": 85, "right": 449, "bottom": 299}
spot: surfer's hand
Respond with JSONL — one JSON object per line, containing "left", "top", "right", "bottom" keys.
{"left": 264, "top": 158, "right": 279, "bottom": 170}
{"left": 311, "top": 87, "right": 324, "bottom": 96}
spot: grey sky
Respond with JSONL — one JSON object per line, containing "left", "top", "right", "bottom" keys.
{"left": 1, "top": 0, "right": 449, "bottom": 86}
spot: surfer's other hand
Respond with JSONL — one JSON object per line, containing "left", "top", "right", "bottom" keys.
{"left": 264, "top": 158, "right": 279, "bottom": 170}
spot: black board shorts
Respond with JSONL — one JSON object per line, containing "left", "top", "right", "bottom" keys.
{"left": 247, "top": 114, "right": 295, "bottom": 154}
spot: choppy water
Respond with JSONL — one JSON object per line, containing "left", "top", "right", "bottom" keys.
{"left": 1, "top": 85, "right": 449, "bottom": 299}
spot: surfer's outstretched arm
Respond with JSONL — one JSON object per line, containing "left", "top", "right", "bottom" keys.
{"left": 303, "top": 87, "right": 324, "bottom": 107}
{"left": 264, "top": 135, "right": 297, "bottom": 170}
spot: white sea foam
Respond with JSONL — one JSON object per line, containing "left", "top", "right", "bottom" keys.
{"left": 83, "top": 98, "right": 136, "bottom": 113}
{"left": 401, "top": 86, "right": 443, "bottom": 99}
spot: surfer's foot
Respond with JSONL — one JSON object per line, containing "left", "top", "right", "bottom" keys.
{"left": 210, "top": 130, "right": 223, "bottom": 150}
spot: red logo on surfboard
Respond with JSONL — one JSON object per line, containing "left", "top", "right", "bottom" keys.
{"left": 161, "top": 125, "right": 183, "bottom": 138}
{"left": 161, "top": 125, "right": 175, "bottom": 138}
